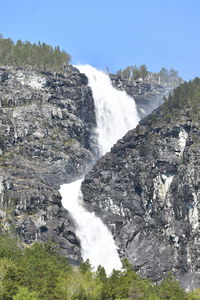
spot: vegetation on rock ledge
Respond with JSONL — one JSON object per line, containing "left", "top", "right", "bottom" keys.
{"left": 116, "top": 65, "right": 182, "bottom": 86}
{"left": 161, "top": 77, "right": 200, "bottom": 122}
{"left": 0, "top": 34, "right": 71, "bottom": 72}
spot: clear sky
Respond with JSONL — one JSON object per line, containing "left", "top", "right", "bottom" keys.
{"left": 1, "top": 0, "right": 200, "bottom": 80}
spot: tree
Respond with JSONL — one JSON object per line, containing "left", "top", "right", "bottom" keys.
{"left": 132, "top": 65, "right": 141, "bottom": 80}
{"left": 80, "top": 259, "right": 93, "bottom": 274}
{"left": 0, "top": 235, "right": 22, "bottom": 260}
{"left": 17, "top": 242, "right": 71, "bottom": 299}
{"left": 155, "top": 273, "right": 188, "bottom": 300}
{"left": 159, "top": 67, "right": 169, "bottom": 82}
{"left": 169, "top": 68, "right": 178, "bottom": 79}
{"left": 121, "top": 66, "right": 132, "bottom": 80}
{"left": 13, "top": 287, "right": 39, "bottom": 300}
{"left": 139, "top": 64, "right": 148, "bottom": 80}
{"left": 96, "top": 265, "right": 107, "bottom": 283}
{"left": 0, "top": 36, "right": 71, "bottom": 71}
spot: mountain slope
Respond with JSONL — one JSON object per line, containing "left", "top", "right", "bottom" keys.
{"left": 81, "top": 78, "right": 200, "bottom": 289}
{"left": 0, "top": 65, "right": 97, "bottom": 264}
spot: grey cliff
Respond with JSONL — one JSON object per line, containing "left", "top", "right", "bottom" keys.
{"left": 0, "top": 65, "right": 98, "bottom": 264}
{"left": 82, "top": 104, "right": 200, "bottom": 290}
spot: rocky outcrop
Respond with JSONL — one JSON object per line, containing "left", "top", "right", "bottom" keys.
{"left": 0, "top": 65, "right": 98, "bottom": 264}
{"left": 81, "top": 103, "right": 200, "bottom": 289}
{"left": 110, "top": 74, "right": 179, "bottom": 118}
{"left": 1, "top": 62, "right": 198, "bottom": 289}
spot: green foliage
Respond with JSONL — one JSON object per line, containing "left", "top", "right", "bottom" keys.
{"left": 17, "top": 242, "right": 72, "bottom": 299}
{"left": 0, "top": 234, "right": 21, "bottom": 260}
{"left": 13, "top": 286, "right": 39, "bottom": 300}
{"left": 96, "top": 265, "right": 107, "bottom": 283}
{"left": 188, "top": 288, "right": 200, "bottom": 300}
{"left": 80, "top": 258, "right": 93, "bottom": 274}
{"left": 0, "top": 35, "right": 71, "bottom": 71}
{"left": 116, "top": 65, "right": 181, "bottom": 84}
{"left": 154, "top": 273, "right": 188, "bottom": 300}
{"left": 161, "top": 77, "right": 200, "bottom": 122}
{"left": 117, "top": 65, "right": 147, "bottom": 81}
{"left": 0, "top": 237, "right": 72, "bottom": 299}
{"left": 56, "top": 268, "right": 103, "bottom": 300}
{"left": 99, "top": 259, "right": 152, "bottom": 300}
{"left": 0, "top": 235, "right": 197, "bottom": 300}
{"left": 139, "top": 64, "right": 148, "bottom": 80}
{"left": 0, "top": 257, "right": 20, "bottom": 299}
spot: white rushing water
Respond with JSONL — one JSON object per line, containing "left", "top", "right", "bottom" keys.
{"left": 77, "top": 65, "right": 139, "bottom": 154}
{"left": 60, "top": 179, "right": 122, "bottom": 275}
{"left": 59, "top": 65, "right": 139, "bottom": 274}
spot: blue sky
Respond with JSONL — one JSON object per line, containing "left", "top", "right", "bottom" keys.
{"left": 1, "top": 0, "right": 200, "bottom": 80}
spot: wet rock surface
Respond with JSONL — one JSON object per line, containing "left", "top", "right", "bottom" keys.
{"left": 82, "top": 106, "right": 200, "bottom": 290}
{"left": 0, "top": 65, "right": 98, "bottom": 264}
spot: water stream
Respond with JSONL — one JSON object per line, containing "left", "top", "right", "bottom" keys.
{"left": 59, "top": 65, "right": 139, "bottom": 274}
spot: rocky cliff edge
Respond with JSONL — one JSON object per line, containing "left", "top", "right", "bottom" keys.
{"left": 82, "top": 80, "right": 200, "bottom": 290}
{"left": 0, "top": 65, "right": 98, "bottom": 264}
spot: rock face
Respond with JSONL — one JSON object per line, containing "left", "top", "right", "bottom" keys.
{"left": 1, "top": 63, "right": 199, "bottom": 289}
{"left": 82, "top": 104, "right": 200, "bottom": 289}
{"left": 0, "top": 65, "right": 98, "bottom": 264}
{"left": 110, "top": 74, "right": 178, "bottom": 118}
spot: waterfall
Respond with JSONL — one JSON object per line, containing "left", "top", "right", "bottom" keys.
{"left": 60, "top": 179, "right": 122, "bottom": 275}
{"left": 59, "top": 65, "right": 139, "bottom": 274}
{"left": 77, "top": 65, "right": 139, "bottom": 154}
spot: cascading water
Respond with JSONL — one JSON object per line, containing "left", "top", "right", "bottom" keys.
{"left": 59, "top": 65, "right": 139, "bottom": 274}
{"left": 60, "top": 179, "right": 122, "bottom": 275}
{"left": 77, "top": 65, "right": 139, "bottom": 154}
